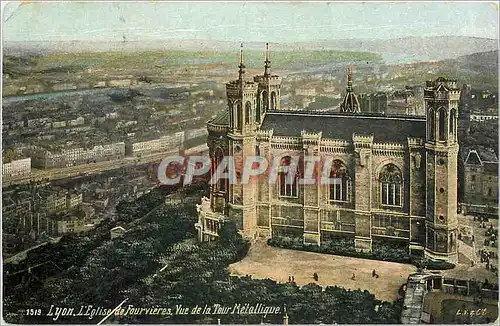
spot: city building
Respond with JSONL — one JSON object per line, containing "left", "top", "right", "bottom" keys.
{"left": 461, "top": 147, "right": 498, "bottom": 217}
{"left": 2, "top": 158, "right": 31, "bottom": 178}
{"left": 469, "top": 107, "right": 499, "bottom": 122}
{"left": 56, "top": 216, "right": 103, "bottom": 234}
{"left": 295, "top": 87, "right": 316, "bottom": 97}
{"left": 129, "top": 133, "right": 184, "bottom": 156}
{"left": 197, "top": 44, "right": 461, "bottom": 262}
{"left": 360, "top": 92, "right": 388, "bottom": 114}
{"left": 27, "top": 142, "right": 125, "bottom": 168}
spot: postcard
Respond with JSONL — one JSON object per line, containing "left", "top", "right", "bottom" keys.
{"left": 2, "top": 1, "right": 499, "bottom": 324}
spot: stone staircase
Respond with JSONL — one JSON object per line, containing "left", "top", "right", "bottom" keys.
{"left": 457, "top": 239, "right": 477, "bottom": 264}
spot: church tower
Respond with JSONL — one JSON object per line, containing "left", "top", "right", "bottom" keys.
{"left": 424, "top": 77, "right": 460, "bottom": 262}
{"left": 254, "top": 43, "right": 282, "bottom": 120}
{"left": 340, "top": 66, "right": 361, "bottom": 113}
{"left": 225, "top": 44, "right": 259, "bottom": 238}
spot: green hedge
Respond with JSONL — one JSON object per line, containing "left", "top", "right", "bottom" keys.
{"left": 267, "top": 236, "right": 455, "bottom": 270}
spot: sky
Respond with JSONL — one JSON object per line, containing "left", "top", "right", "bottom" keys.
{"left": 2, "top": 1, "right": 499, "bottom": 42}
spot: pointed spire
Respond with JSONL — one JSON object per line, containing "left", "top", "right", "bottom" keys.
{"left": 264, "top": 42, "right": 271, "bottom": 77}
{"left": 238, "top": 42, "right": 245, "bottom": 81}
{"left": 346, "top": 65, "right": 353, "bottom": 92}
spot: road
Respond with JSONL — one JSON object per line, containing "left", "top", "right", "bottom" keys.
{"left": 2, "top": 150, "right": 179, "bottom": 187}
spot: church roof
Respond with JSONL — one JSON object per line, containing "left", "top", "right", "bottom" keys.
{"left": 260, "top": 111, "right": 426, "bottom": 143}
{"left": 340, "top": 91, "right": 361, "bottom": 113}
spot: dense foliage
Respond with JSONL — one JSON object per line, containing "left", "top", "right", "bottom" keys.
{"left": 268, "top": 236, "right": 455, "bottom": 270}
{"left": 5, "top": 181, "right": 403, "bottom": 324}
{"left": 461, "top": 120, "right": 498, "bottom": 155}
{"left": 120, "top": 231, "right": 401, "bottom": 324}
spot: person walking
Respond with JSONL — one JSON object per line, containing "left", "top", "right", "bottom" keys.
{"left": 372, "top": 269, "right": 376, "bottom": 277}
{"left": 351, "top": 273, "right": 356, "bottom": 280}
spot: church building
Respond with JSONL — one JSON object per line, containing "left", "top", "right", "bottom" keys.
{"left": 196, "top": 44, "right": 460, "bottom": 262}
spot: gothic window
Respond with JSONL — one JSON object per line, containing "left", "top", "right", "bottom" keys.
{"left": 380, "top": 163, "right": 402, "bottom": 207}
{"left": 213, "top": 148, "right": 226, "bottom": 192}
{"left": 438, "top": 108, "right": 446, "bottom": 141}
{"left": 278, "top": 156, "right": 298, "bottom": 198}
{"left": 236, "top": 101, "right": 242, "bottom": 129}
{"left": 262, "top": 91, "right": 269, "bottom": 112}
{"left": 256, "top": 99, "right": 261, "bottom": 123}
{"left": 329, "top": 160, "right": 351, "bottom": 202}
{"left": 449, "top": 109, "right": 456, "bottom": 136}
{"left": 428, "top": 108, "right": 435, "bottom": 140}
{"left": 245, "top": 101, "right": 251, "bottom": 124}
{"left": 271, "top": 92, "right": 277, "bottom": 110}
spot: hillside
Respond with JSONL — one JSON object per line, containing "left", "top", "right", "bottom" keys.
{"left": 456, "top": 50, "right": 498, "bottom": 70}
{"left": 4, "top": 36, "right": 498, "bottom": 63}
{"left": 306, "top": 36, "right": 498, "bottom": 61}
{"left": 436, "top": 50, "right": 499, "bottom": 90}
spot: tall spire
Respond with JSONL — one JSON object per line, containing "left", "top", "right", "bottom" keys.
{"left": 238, "top": 42, "right": 245, "bottom": 81}
{"left": 264, "top": 42, "right": 271, "bottom": 77}
{"left": 346, "top": 65, "right": 353, "bottom": 92}
{"left": 340, "top": 65, "right": 361, "bottom": 113}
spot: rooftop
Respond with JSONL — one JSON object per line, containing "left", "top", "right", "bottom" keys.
{"left": 260, "top": 110, "right": 426, "bottom": 143}
{"left": 464, "top": 147, "right": 498, "bottom": 166}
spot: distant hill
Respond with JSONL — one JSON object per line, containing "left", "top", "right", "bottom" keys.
{"left": 4, "top": 36, "right": 498, "bottom": 63}
{"left": 305, "top": 36, "right": 498, "bottom": 61}
{"left": 437, "top": 50, "right": 499, "bottom": 90}
{"left": 456, "top": 50, "right": 498, "bottom": 69}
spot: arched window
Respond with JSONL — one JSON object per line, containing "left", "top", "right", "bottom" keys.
{"left": 449, "top": 109, "right": 456, "bottom": 137}
{"left": 256, "top": 97, "right": 261, "bottom": 123}
{"left": 438, "top": 108, "right": 446, "bottom": 141}
{"left": 245, "top": 101, "right": 251, "bottom": 124}
{"left": 428, "top": 108, "right": 435, "bottom": 140}
{"left": 271, "top": 92, "right": 277, "bottom": 110}
{"left": 278, "top": 156, "right": 298, "bottom": 198}
{"left": 262, "top": 91, "right": 269, "bottom": 112}
{"left": 380, "top": 163, "right": 402, "bottom": 207}
{"left": 213, "top": 148, "right": 226, "bottom": 192}
{"left": 329, "top": 160, "right": 350, "bottom": 202}
{"left": 236, "top": 101, "right": 242, "bottom": 129}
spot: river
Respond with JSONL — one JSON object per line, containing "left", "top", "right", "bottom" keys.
{"left": 2, "top": 84, "right": 183, "bottom": 104}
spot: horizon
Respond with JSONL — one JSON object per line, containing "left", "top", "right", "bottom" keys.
{"left": 3, "top": 2, "right": 499, "bottom": 42}
{"left": 3, "top": 34, "right": 500, "bottom": 44}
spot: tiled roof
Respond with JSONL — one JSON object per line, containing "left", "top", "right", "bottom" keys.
{"left": 260, "top": 111, "right": 426, "bottom": 143}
